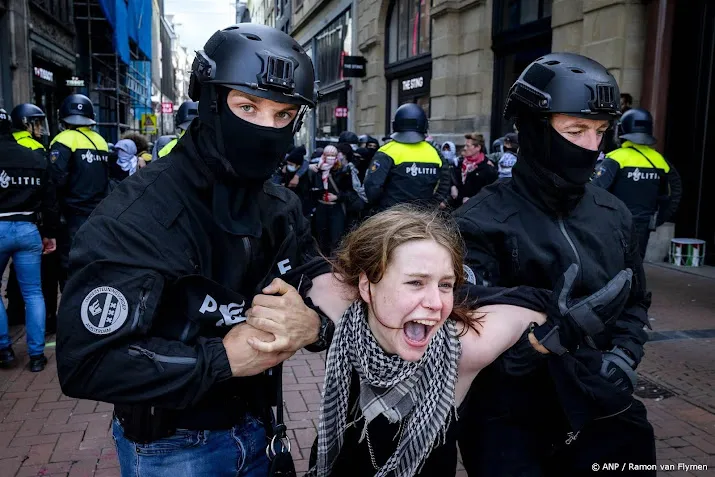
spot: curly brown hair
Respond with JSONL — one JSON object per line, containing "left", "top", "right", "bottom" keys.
{"left": 121, "top": 132, "right": 150, "bottom": 154}
{"left": 331, "top": 204, "right": 481, "bottom": 334}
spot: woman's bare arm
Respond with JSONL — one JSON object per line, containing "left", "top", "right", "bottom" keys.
{"left": 306, "top": 273, "right": 356, "bottom": 324}
{"left": 456, "top": 305, "right": 547, "bottom": 405}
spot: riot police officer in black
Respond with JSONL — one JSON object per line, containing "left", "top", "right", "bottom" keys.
{"left": 56, "top": 25, "right": 336, "bottom": 476}
{"left": 0, "top": 108, "right": 59, "bottom": 371}
{"left": 455, "top": 53, "right": 656, "bottom": 476}
{"left": 49, "top": 94, "right": 110, "bottom": 287}
{"left": 5, "top": 104, "right": 62, "bottom": 333}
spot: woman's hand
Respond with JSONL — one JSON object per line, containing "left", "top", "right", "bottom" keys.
{"left": 326, "top": 193, "right": 338, "bottom": 202}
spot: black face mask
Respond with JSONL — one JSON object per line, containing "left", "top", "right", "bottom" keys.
{"left": 543, "top": 126, "right": 602, "bottom": 185}
{"left": 218, "top": 92, "right": 295, "bottom": 182}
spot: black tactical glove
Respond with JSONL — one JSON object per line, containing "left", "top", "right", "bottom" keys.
{"left": 599, "top": 346, "right": 638, "bottom": 395}
{"left": 530, "top": 265, "right": 632, "bottom": 355}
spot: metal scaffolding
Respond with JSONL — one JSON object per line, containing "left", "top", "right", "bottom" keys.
{"left": 74, "top": 0, "right": 152, "bottom": 143}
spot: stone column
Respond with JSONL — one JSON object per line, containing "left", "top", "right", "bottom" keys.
{"left": 6, "top": 0, "right": 31, "bottom": 105}
{"left": 430, "top": 0, "right": 492, "bottom": 146}
{"left": 355, "top": 0, "right": 387, "bottom": 137}
{"left": 553, "top": 0, "right": 648, "bottom": 105}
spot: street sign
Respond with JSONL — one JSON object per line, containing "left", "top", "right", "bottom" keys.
{"left": 141, "top": 114, "right": 157, "bottom": 134}
{"left": 334, "top": 107, "right": 348, "bottom": 118}
{"left": 161, "top": 102, "right": 174, "bottom": 114}
{"left": 342, "top": 56, "right": 367, "bottom": 78}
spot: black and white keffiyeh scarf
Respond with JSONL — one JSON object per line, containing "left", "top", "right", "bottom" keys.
{"left": 310, "top": 301, "right": 461, "bottom": 477}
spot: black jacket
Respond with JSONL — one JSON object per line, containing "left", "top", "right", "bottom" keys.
{"left": 364, "top": 140, "right": 450, "bottom": 212}
{"left": 454, "top": 161, "right": 650, "bottom": 427}
{"left": 455, "top": 176, "right": 649, "bottom": 364}
{"left": 0, "top": 134, "right": 60, "bottom": 236}
{"left": 49, "top": 127, "right": 110, "bottom": 216}
{"left": 451, "top": 159, "right": 498, "bottom": 204}
{"left": 56, "top": 124, "right": 319, "bottom": 428}
{"left": 592, "top": 141, "right": 682, "bottom": 225}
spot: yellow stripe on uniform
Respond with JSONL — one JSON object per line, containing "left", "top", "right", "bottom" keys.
{"left": 606, "top": 141, "right": 670, "bottom": 172}
{"left": 378, "top": 140, "right": 442, "bottom": 166}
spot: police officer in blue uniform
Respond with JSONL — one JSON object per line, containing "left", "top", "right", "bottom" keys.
{"left": 49, "top": 94, "right": 109, "bottom": 286}
{"left": 592, "top": 108, "right": 682, "bottom": 258}
{"left": 363, "top": 103, "right": 450, "bottom": 213}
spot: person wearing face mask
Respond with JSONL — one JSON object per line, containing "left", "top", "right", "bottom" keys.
{"left": 454, "top": 53, "right": 655, "bottom": 476}
{"left": 56, "top": 24, "right": 339, "bottom": 476}
{"left": 307, "top": 145, "right": 365, "bottom": 255}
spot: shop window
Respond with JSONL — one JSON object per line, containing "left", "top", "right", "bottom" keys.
{"left": 315, "top": 10, "right": 351, "bottom": 88}
{"left": 30, "top": 0, "right": 73, "bottom": 25}
{"left": 496, "top": 0, "right": 552, "bottom": 34}
{"left": 387, "top": 0, "right": 430, "bottom": 65}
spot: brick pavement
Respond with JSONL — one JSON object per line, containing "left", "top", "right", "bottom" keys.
{"left": 0, "top": 265, "right": 713, "bottom": 476}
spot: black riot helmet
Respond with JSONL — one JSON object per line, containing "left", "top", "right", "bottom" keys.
{"left": 0, "top": 108, "right": 11, "bottom": 135}
{"left": 189, "top": 24, "right": 318, "bottom": 132}
{"left": 175, "top": 101, "right": 199, "bottom": 130}
{"left": 391, "top": 103, "right": 428, "bottom": 144}
{"left": 619, "top": 108, "right": 656, "bottom": 146}
{"left": 338, "top": 131, "right": 359, "bottom": 145}
{"left": 59, "top": 94, "right": 96, "bottom": 126}
{"left": 10, "top": 103, "right": 46, "bottom": 130}
{"left": 504, "top": 53, "right": 620, "bottom": 121}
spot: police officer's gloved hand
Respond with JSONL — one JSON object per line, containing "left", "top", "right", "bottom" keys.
{"left": 551, "top": 264, "right": 633, "bottom": 342}
{"left": 599, "top": 346, "right": 638, "bottom": 395}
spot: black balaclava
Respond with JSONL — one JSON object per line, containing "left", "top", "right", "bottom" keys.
{"left": 217, "top": 87, "right": 295, "bottom": 181}
{"left": 192, "top": 86, "right": 299, "bottom": 237}
{"left": 512, "top": 112, "right": 605, "bottom": 214}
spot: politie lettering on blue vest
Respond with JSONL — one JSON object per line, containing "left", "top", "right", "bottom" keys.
{"left": 627, "top": 168, "right": 660, "bottom": 182}
{"left": 405, "top": 163, "right": 438, "bottom": 177}
{"left": 0, "top": 170, "right": 41, "bottom": 188}
{"left": 81, "top": 150, "right": 108, "bottom": 164}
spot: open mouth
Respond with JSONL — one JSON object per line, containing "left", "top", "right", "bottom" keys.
{"left": 403, "top": 319, "right": 438, "bottom": 347}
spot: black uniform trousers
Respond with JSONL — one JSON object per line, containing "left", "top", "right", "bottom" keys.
{"left": 458, "top": 367, "right": 656, "bottom": 477}
{"left": 313, "top": 202, "right": 346, "bottom": 256}
{"left": 633, "top": 219, "right": 651, "bottom": 260}
{"left": 58, "top": 214, "right": 89, "bottom": 290}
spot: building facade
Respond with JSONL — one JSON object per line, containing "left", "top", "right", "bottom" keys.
{"left": 290, "top": 0, "right": 357, "bottom": 148}
{"left": 0, "top": 0, "right": 77, "bottom": 135}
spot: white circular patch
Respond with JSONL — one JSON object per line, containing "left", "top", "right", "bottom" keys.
{"left": 81, "top": 286, "right": 129, "bottom": 335}
{"left": 463, "top": 264, "right": 477, "bottom": 285}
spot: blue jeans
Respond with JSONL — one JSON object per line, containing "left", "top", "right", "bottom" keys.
{"left": 112, "top": 416, "right": 271, "bottom": 477}
{"left": 0, "top": 222, "right": 45, "bottom": 356}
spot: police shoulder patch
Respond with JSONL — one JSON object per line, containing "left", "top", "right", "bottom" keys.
{"left": 463, "top": 264, "right": 477, "bottom": 285}
{"left": 370, "top": 161, "right": 380, "bottom": 173}
{"left": 81, "top": 286, "right": 129, "bottom": 335}
{"left": 50, "top": 150, "right": 60, "bottom": 163}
